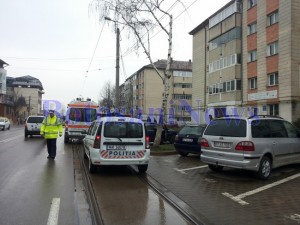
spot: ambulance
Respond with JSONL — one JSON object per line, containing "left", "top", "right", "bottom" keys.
{"left": 64, "top": 98, "right": 98, "bottom": 143}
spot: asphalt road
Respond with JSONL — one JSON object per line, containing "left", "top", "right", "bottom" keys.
{"left": 2, "top": 126, "right": 300, "bottom": 225}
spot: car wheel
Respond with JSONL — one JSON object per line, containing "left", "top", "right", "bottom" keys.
{"left": 208, "top": 164, "right": 224, "bottom": 172}
{"left": 138, "top": 164, "right": 148, "bottom": 173}
{"left": 7, "top": 125, "right": 10, "bottom": 130}
{"left": 64, "top": 134, "right": 69, "bottom": 143}
{"left": 83, "top": 149, "right": 88, "bottom": 159}
{"left": 88, "top": 156, "right": 96, "bottom": 173}
{"left": 257, "top": 156, "right": 272, "bottom": 180}
{"left": 178, "top": 151, "right": 188, "bottom": 156}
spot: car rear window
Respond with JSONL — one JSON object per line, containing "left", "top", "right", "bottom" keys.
{"left": 104, "top": 122, "right": 143, "bottom": 138}
{"left": 179, "top": 126, "right": 204, "bottom": 135}
{"left": 204, "top": 119, "right": 247, "bottom": 137}
{"left": 27, "top": 117, "right": 44, "bottom": 123}
{"left": 0, "top": 118, "right": 4, "bottom": 122}
{"left": 69, "top": 108, "right": 97, "bottom": 122}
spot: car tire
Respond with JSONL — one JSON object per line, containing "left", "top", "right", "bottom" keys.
{"left": 88, "top": 156, "right": 96, "bottom": 173}
{"left": 64, "top": 133, "right": 69, "bottom": 143}
{"left": 83, "top": 149, "right": 88, "bottom": 159}
{"left": 138, "top": 164, "right": 148, "bottom": 173}
{"left": 178, "top": 151, "right": 188, "bottom": 157}
{"left": 7, "top": 125, "right": 10, "bottom": 130}
{"left": 208, "top": 164, "right": 224, "bottom": 172}
{"left": 257, "top": 156, "right": 272, "bottom": 180}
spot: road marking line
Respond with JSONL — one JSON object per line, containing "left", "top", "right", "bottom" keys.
{"left": 175, "top": 165, "right": 208, "bottom": 174}
{"left": 0, "top": 135, "right": 23, "bottom": 143}
{"left": 47, "top": 198, "right": 60, "bottom": 225}
{"left": 223, "top": 173, "right": 300, "bottom": 205}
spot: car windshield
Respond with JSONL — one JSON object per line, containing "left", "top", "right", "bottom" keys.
{"left": 69, "top": 108, "right": 97, "bottom": 122}
{"left": 204, "top": 118, "right": 247, "bottom": 137}
{"left": 179, "top": 126, "right": 203, "bottom": 135}
{"left": 104, "top": 122, "right": 143, "bottom": 138}
{"left": 27, "top": 117, "right": 44, "bottom": 123}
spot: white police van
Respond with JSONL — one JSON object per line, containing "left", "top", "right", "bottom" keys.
{"left": 82, "top": 116, "right": 150, "bottom": 173}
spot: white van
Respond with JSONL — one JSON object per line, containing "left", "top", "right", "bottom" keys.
{"left": 82, "top": 116, "right": 150, "bottom": 173}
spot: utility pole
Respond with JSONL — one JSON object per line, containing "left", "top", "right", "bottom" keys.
{"left": 28, "top": 96, "right": 31, "bottom": 116}
{"left": 115, "top": 27, "right": 120, "bottom": 109}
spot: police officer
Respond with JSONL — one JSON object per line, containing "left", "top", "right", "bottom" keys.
{"left": 40, "top": 110, "right": 63, "bottom": 159}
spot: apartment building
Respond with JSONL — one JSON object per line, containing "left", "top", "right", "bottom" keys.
{"left": 121, "top": 59, "right": 193, "bottom": 123}
{"left": 190, "top": 0, "right": 300, "bottom": 123}
{"left": 0, "top": 59, "right": 13, "bottom": 118}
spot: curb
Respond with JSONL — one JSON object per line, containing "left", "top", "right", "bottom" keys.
{"left": 150, "top": 150, "right": 178, "bottom": 156}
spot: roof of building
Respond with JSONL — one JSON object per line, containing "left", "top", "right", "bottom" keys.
{"left": 144, "top": 59, "right": 192, "bottom": 71}
{"left": 0, "top": 59, "right": 9, "bottom": 68}
{"left": 6, "top": 75, "right": 44, "bottom": 90}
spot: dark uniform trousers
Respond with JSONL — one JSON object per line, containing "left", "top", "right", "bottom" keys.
{"left": 47, "top": 138, "right": 57, "bottom": 158}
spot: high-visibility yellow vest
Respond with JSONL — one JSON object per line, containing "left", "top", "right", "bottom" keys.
{"left": 40, "top": 115, "right": 63, "bottom": 139}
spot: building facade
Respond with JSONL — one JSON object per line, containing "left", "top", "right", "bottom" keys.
{"left": 190, "top": 0, "right": 300, "bottom": 123}
{"left": 122, "top": 59, "right": 193, "bottom": 123}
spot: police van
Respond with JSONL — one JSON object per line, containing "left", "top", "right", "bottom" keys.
{"left": 82, "top": 116, "right": 150, "bottom": 173}
{"left": 64, "top": 98, "right": 98, "bottom": 143}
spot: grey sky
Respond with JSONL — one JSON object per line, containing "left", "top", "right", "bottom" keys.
{"left": 0, "top": 0, "right": 229, "bottom": 106}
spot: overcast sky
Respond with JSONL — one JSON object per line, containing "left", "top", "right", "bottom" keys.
{"left": 0, "top": 0, "right": 229, "bottom": 107}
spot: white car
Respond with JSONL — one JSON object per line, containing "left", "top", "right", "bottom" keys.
{"left": 25, "top": 116, "right": 45, "bottom": 138}
{"left": 0, "top": 117, "right": 10, "bottom": 131}
{"left": 83, "top": 116, "right": 150, "bottom": 173}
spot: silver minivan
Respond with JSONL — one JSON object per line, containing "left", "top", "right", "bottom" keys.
{"left": 201, "top": 116, "right": 300, "bottom": 179}
{"left": 83, "top": 116, "right": 150, "bottom": 173}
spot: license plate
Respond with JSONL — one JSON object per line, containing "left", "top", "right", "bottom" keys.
{"left": 182, "top": 138, "right": 193, "bottom": 142}
{"left": 107, "top": 145, "right": 127, "bottom": 150}
{"left": 214, "top": 141, "right": 230, "bottom": 148}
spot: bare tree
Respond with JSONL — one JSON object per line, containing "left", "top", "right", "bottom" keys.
{"left": 91, "top": 0, "right": 184, "bottom": 146}
{"left": 98, "top": 81, "right": 115, "bottom": 112}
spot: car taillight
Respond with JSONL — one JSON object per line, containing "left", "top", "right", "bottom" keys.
{"left": 235, "top": 141, "right": 255, "bottom": 151}
{"left": 200, "top": 138, "right": 209, "bottom": 147}
{"left": 65, "top": 121, "right": 68, "bottom": 129}
{"left": 93, "top": 135, "right": 101, "bottom": 148}
{"left": 174, "top": 134, "right": 179, "bottom": 142}
{"left": 145, "top": 136, "right": 150, "bottom": 149}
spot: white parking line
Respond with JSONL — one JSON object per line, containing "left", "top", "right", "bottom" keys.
{"left": 223, "top": 173, "right": 300, "bottom": 205}
{"left": 0, "top": 135, "right": 23, "bottom": 143}
{"left": 175, "top": 165, "right": 208, "bottom": 174}
{"left": 47, "top": 198, "right": 60, "bottom": 225}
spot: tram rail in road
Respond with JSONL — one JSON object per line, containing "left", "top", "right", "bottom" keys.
{"left": 76, "top": 142, "right": 207, "bottom": 225}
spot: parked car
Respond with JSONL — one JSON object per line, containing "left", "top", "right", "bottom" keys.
{"left": 144, "top": 123, "right": 178, "bottom": 145}
{"left": 174, "top": 124, "right": 207, "bottom": 156}
{"left": 0, "top": 117, "right": 10, "bottom": 131}
{"left": 201, "top": 115, "right": 300, "bottom": 179}
{"left": 25, "top": 115, "right": 45, "bottom": 138}
{"left": 82, "top": 116, "right": 150, "bottom": 173}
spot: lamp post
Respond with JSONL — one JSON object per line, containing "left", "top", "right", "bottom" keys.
{"left": 104, "top": 16, "right": 120, "bottom": 108}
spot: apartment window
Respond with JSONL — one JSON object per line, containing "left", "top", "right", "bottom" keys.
{"left": 248, "top": 0, "right": 257, "bottom": 9}
{"left": 249, "top": 77, "right": 257, "bottom": 89}
{"left": 248, "top": 50, "right": 257, "bottom": 62}
{"left": 173, "top": 83, "right": 192, "bottom": 88}
{"left": 173, "top": 71, "right": 192, "bottom": 78}
{"left": 172, "top": 94, "right": 192, "bottom": 100}
{"left": 248, "top": 23, "right": 257, "bottom": 35}
{"left": 208, "top": 54, "right": 239, "bottom": 73}
{"left": 268, "top": 11, "right": 279, "bottom": 26}
{"left": 269, "top": 104, "right": 279, "bottom": 116}
{"left": 268, "top": 72, "right": 278, "bottom": 86}
{"left": 267, "top": 42, "right": 278, "bottom": 56}
{"left": 208, "top": 79, "right": 241, "bottom": 95}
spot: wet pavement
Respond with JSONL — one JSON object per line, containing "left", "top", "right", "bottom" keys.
{"left": 147, "top": 154, "right": 300, "bottom": 225}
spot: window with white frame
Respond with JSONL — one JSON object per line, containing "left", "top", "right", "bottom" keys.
{"left": 249, "top": 77, "right": 257, "bottom": 89}
{"left": 267, "top": 42, "right": 278, "bottom": 56}
{"left": 268, "top": 72, "right": 278, "bottom": 86}
{"left": 208, "top": 79, "right": 241, "bottom": 95}
{"left": 248, "top": 50, "right": 257, "bottom": 62}
{"left": 268, "top": 11, "right": 279, "bottom": 26}
{"left": 248, "top": 23, "right": 257, "bottom": 35}
{"left": 208, "top": 54, "right": 239, "bottom": 73}
{"left": 173, "top": 71, "right": 192, "bottom": 77}
{"left": 248, "top": 0, "right": 257, "bottom": 9}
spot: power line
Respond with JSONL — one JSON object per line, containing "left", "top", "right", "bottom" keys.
{"left": 80, "top": 21, "right": 106, "bottom": 96}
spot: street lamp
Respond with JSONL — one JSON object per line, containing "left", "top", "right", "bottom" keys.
{"left": 105, "top": 16, "right": 120, "bottom": 108}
